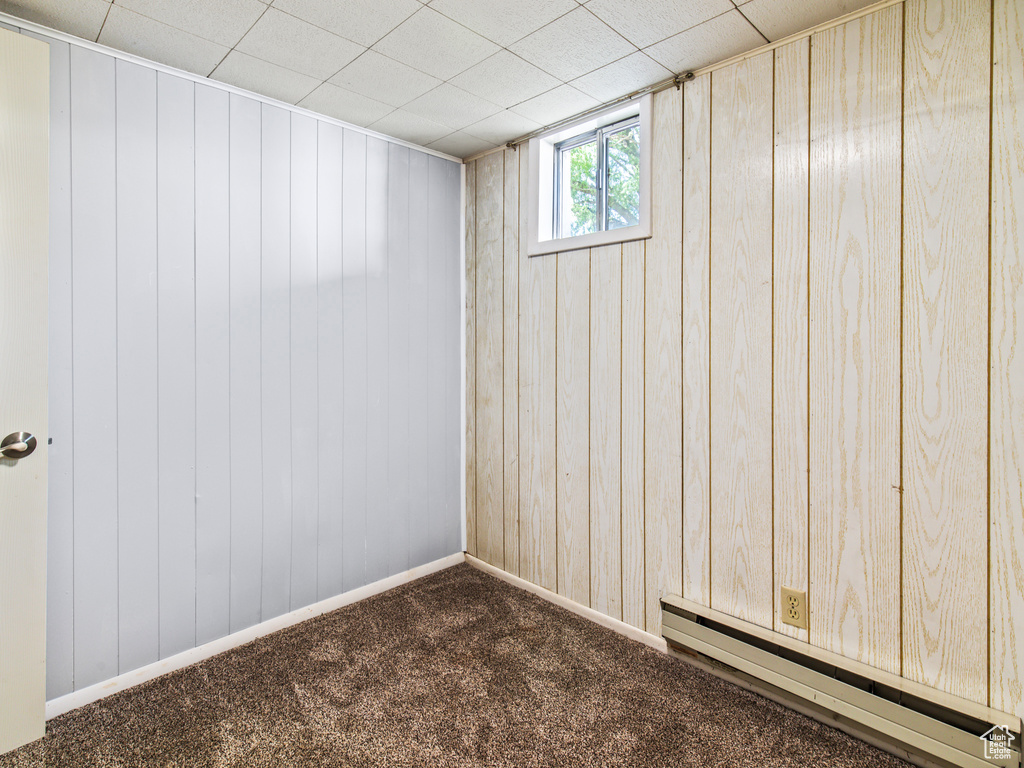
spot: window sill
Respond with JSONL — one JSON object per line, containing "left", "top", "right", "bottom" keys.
{"left": 526, "top": 223, "right": 652, "bottom": 257}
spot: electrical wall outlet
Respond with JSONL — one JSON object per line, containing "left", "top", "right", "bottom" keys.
{"left": 781, "top": 587, "right": 808, "bottom": 630}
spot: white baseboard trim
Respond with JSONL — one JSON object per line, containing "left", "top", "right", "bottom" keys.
{"left": 46, "top": 552, "right": 466, "bottom": 720}
{"left": 465, "top": 554, "right": 668, "bottom": 654}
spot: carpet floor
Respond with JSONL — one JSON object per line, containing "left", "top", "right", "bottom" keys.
{"left": 2, "top": 563, "right": 909, "bottom": 767}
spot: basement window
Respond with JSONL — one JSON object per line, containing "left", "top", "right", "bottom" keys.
{"left": 527, "top": 95, "right": 652, "bottom": 257}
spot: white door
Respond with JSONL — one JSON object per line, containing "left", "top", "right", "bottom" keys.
{"left": 0, "top": 26, "right": 49, "bottom": 754}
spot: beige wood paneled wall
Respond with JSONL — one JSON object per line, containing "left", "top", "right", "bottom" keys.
{"left": 466, "top": 0, "right": 1024, "bottom": 720}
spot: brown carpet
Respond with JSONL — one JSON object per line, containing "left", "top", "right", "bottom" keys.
{"left": 2, "top": 563, "right": 908, "bottom": 767}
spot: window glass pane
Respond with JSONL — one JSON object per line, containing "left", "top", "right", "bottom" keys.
{"left": 604, "top": 124, "right": 640, "bottom": 231}
{"left": 561, "top": 139, "right": 598, "bottom": 238}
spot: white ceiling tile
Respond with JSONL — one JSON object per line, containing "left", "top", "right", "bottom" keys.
{"left": 372, "top": 7, "right": 500, "bottom": 81}
{"left": 115, "top": 0, "right": 265, "bottom": 48}
{"left": 0, "top": 0, "right": 110, "bottom": 41}
{"left": 738, "top": 0, "right": 877, "bottom": 41}
{"left": 368, "top": 109, "right": 450, "bottom": 146}
{"left": 509, "top": 7, "right": 636, "bottom": 82}
{"left": 450, "top": 50, "right": 559, "bottom": 109}
{"left": 211, "top": 49, "right": 319, "bottom": 103}
{"left": 236, "top": 7, "right": 364, "bottom": 80}
{"left": 464, "top": 111, "right": 541, "bottom": 145}
{"left": 571, "top": 52, "right": 672, "bottom": 102}
{"left": 329, "top": 50, "right": 440, "bottom": 108}
{"left": 428, "top": 0, "right": 576, "bottom": 47}
{"left": 426, "top": 131, "right": 495, "bottom": 159}
{"left": 298, "top": 82, "right": 393, "bottom": 126}
{"left": 402, "top": 83, "right": 501, "bottom": 130}
{"left": 644, "top": 10, "right": 765, "bottom": 73}
{"left": 99, "top": 6, "right": 228, "bottom": 76}
{"left": 271, "top": 0, "right": 420, "bottom": 47}
{"left": 585, "top": 0, "right": 732, "bottom": 48}
{"left": 509, "top": 84, "right": 600, "bottom": 127}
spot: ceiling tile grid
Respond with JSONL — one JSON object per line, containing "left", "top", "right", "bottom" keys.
{"left": 427, "top": 0, "right": 577, "bottom": 47}
{"left": 271, "top": 0, "right": 421, "bottom": 48}
{"left": 402, "top": 83, "right": 503, "bottom": 131}
{"left": 508, "top": 7, "right": 637, "bottom": 82}
{"left": 426, "top": 130, "right": 495, "bottom": 158}
{"left": 371, "top": 7, "right": 499, "bottom": 81}
{"left": 584, "top": 0, "right": 733, "bottom": 48}
{"left": 509, "top": 84, "right": 601, "bottom": 126}
{"left": 330, "top": 50, "right": 441, "bottom": 108}
{"left": 644, "top": 9, "right": 766, "bottom": 74}
{"left": 738, "top": 0, "right": 878, "bottom": 41}
{"left": 117, "top": 0, "right": 265, "bottom": 48}
{"left": 234, "top": 8, "right": 365, "bottom": 81}
{"left": 298, "top": 81, "right": 393, "bottom": 127}
{"left": 463, "top": 111, "right": 542, "bottom": 145}
{"left": 450, "top": 50, "right": 560, "bottom": 109}
{"left": 368, "top": 109, "right": 451, "bottom": 146}
{"left": 212, "top": 49, "right": 320, "bottom": 103}
{"left": 100, "top": 5, "right": 229, "bottom": 77}
{"left": 1, "top": 0, "right": 872, "bottom": 157}
{"left": 0, "top": 0, "right": 111, "bottom": 42}
{"left": 570, "top": 51, "right": 673, "bottom": 103}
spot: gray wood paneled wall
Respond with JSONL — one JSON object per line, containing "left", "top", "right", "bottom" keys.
{"left": 26, "top": 29, "right": 462, "bottom": 700}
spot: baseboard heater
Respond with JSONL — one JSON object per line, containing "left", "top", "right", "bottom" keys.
{"left": 661, "top": 595, "right": 1021, "bottom": 768}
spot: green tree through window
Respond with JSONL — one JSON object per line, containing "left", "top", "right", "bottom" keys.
{"left": 605, "top": 124, "right": 640, "bottom": 230}
{"left": 567, "top": 141, "right": 598, "bottom": 236}
{"left": 562, "top": 119, "right": 640, "bottom": 237}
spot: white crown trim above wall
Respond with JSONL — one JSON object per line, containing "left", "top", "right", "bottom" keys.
{"left": 0, "top": 10, "right": 461, "bottom": 164}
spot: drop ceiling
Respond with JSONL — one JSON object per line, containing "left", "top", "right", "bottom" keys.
{"left": 0, "top": 0, "right": 877, "bottom": 158}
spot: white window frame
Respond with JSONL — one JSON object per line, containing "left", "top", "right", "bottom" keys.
{"left": 527, "top": 94, "right": 652, "bottom": 257}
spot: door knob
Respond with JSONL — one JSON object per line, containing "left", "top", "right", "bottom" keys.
{"left": 1, "top": 432, "right": 37, "bottom": 459}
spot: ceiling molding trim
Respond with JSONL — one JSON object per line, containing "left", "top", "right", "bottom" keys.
{"left": 0, "top": 8, "right": 462, "bottom": 164}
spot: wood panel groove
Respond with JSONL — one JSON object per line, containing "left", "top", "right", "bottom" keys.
{"left": 901, "top": 0, "right": 990, "bottom": 701}
{"left": 517, "top": 142, "right": 558, "bottom": 592}
{"left": 557, "top": 247, "right": 591, "bottom": 607}
{"left": 555, "top": 255, "right": 559, "bottom": 597}
{"left": 682, "top": 74, "right": 712, "bottom": 607}
{"left": 71, "top": 44, "right": 119, "bottom": 690}
{"left": 259, "top": 102, "right": 291, "bottom": 623}
{"left": 710, "top": 52, "right": 775, "bottom": 630}
{"left": 590, "top": 243, "right": 622, "bottom": 620}
{"left": 644, "top": 87, "right": 683, "bottom": 634}
{"left": 228, "top": 92, "right": 263, "bottom": 634}
{"left": 503, "top": 149, "right": 520, "bottom": 576}
{"left": 809, "top": 6, "right": 903, "bottom": 673}
{"left": 465, "top": 160, "right": 477, "bottom": 558}
{"left": 621, "top": 240, "right": 645, "bottom": 630}
{"left": 289, "top": 112, "right": 319, "bottom": 609}
{"left": 474, "top": 151, "right": 505, "bottom": 568}
{"left": 365, "top": 136, "right": 390, "bottom": 581}
{"left": 157, "top": 71, "right": 197, "bottom": 658}
{"left": 44, "top": 37, "right": 74, "bottom": 700}
{"left": 341, "top": 129, "right": 368, "bottom": 592}
{"left": 772, "top": 38, "right": 810, "bottom": 640}
{"left": 116, "top": 58, "right": 159, "bottom": 671}
{"left": 194, "top": 82, "right": 231, "bottom": 646}
{"left": 990, "top": 0, "right": 1024, "bottom": 722}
